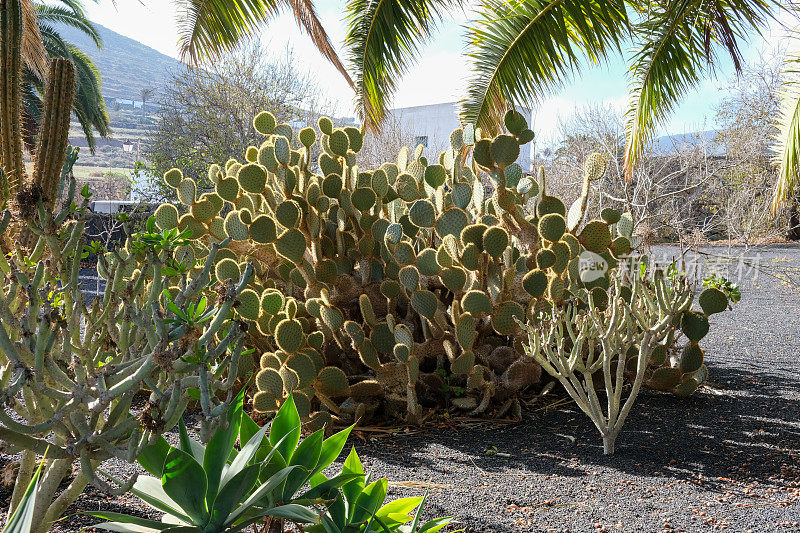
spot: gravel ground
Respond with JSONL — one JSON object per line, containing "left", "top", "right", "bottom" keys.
{"left": 2, "top": 245, "right": 799, "bottom": 532}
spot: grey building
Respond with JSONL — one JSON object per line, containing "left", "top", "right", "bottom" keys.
{"left": 389, "top": 102, "right": 532, "bottom": 167}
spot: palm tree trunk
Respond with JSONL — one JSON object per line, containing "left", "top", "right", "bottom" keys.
{"left": 788, "top": 190, "right": 800, "bottom": 241}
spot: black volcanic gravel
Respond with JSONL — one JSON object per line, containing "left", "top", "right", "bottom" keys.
{"left": 2, "top": 245, "right": 799, "bottom": 532}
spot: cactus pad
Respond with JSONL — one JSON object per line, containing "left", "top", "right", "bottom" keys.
{"left": 411, "top": 289, "right": 438, "bottom": 319}
{"left": 409, "top": 199, "right": 436, "bottom": 228}
{"left": 316, "top": 366, "right": 349, "bottom": 396}
{"left": 154, "top": 204, "right": 179, "bottom": 230}
{"left": 699, "top": 288, "right": 728, "bottom": 315}
{"left": 680, "top": 342, "right": 704, "bottom": 373}
{"left": 275, "top": 228, "right": 307, "bottom": 264}
{"left": 522, "top": 269, "right": 547, "bottom": 297}
{"left": 275, "top": 319, "right": 304, "bottom": 354}
{"left": 681, "top": 311, "right": 709, "bottom": 342}
{"left": 579, "top": 220, "right": 612, "bottom": 254}
{"left": 483, "top": 226, "right": 509, "bottom": 259}
{"left": 538, "top": 213, "right": 566, "bottom": 242}
{"left": 253, "top": 111, "right": 276, "bottom": 134}
{"left": 164, "top": 168, "right": 183, "bottom": 188}
{"left": 490, "top": 134, "right": 520, "bottom": 168}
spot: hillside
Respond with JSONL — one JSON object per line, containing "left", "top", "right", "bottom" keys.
{"left": 57, "top": 22, "right": 184, "bottom": 101}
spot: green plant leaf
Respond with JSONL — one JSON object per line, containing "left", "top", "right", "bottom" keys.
{"left": 376, "top": 497, "right": 423, "bottom": 519}
{"left": 269, "top": 393, "right": 301, "bottom": 463}
{"left": 283, "top": 429, "right": 324, "bottom": 500}
{"left": 209, "top": 463, "right": 260, "bottom": 527}
{"left": 204, "top": 389, "right": 244, "bottom": 505}
{"left": 178, "top": 419, "right": 204, "bottom": 463}
{"left": 161, "top": 448, "right": 209, "bottom": 525}
{"left": 89, "top": 524, "right": 177, "bottom": 532}
{"left": 239, "top": 412, "right": 261, "bottom": 453}
{"left": 261, "top": 503, "right": 319, "bottom": 523}
{"left": 226, "top": 466, "right": 297, "bottom": 524}
{"left": 130, "top": 476, "right": 192, "bottom": 524}
{"left": 220, "top": 421, "right": 269, "bottom": 489}
{"left": 313, "top": 424, "right": 354, "bottom": 477}
{"left": 352, "top": 478, "right": 388, "bottom": 524}
{"left": 136, "top": 436, "right": 171, "bottom": 477}
{"left": 415, "top": 516, "right": 454, "bottom": 533}
{"left": 83, "top": 511, "right": 174, "bottom": 531}
{"left": 2, "top": 460, "right": 42, "bottom": 533}
{"left": 340, "top": 447, "right": 365, "bottom": 516}
{"left": 297, "top": 473, "right": 365, "bottom": 502}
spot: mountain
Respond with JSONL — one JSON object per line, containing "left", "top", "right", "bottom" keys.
{"left": 652, "top": 130, "right": 724, "bottom": 156}
{"left": 56, "top": 22, "right": 184, "bottom": 101}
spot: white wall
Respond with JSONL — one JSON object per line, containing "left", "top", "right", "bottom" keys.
{"left": 390, "top": 102, "right": 532, "bottom": 167}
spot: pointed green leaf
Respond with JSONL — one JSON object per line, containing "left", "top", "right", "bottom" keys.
{"left": 161, "top": 448, "right": 209, "bottom": 524}
{"left": 130, "top": 476, "right": 192, "bottom": 524}
{"left": 137, "top": 436, "right": 171, "bottom": 477}
{"left": 269, "top": 393, "right": 301, "bottom": 463}
{"left": 204, "top": 389, "right": 244, "bottom": 504}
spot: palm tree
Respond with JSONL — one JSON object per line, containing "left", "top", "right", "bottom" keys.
{"left": 176, "top": 0, "right": 780, "bottom": 178}
{"left": 20, "top": 0, "right": 110, "bottom": 153}
{"left": 139, "top": 87, "right": 153, "bottom": 118}
{"left": 774, "top": 46, "right": 800, "bottom": 203}
{"left": 772, "top": 45, "right": 800, "bottom": 238}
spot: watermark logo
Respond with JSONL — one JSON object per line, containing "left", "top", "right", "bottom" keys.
{"left": 579, "top": 250, "right": 608, "bottom": 282}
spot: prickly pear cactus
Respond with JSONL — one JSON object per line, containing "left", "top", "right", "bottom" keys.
{"left": 643, "top": 284, "right": 733, "bottom": 396}
{"left": 149, "top": 108, "right": 720, "bottom": 426}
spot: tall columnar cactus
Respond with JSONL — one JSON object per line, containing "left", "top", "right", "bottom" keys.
{"left": 1, "top": 0, "right": 76, "bottom": 230}
{"left": 31, "top": 58, "right": 75, "bottom": 210}
{"left": 0, "top": 174, "right": 252, "bottom": 533}
{"left": 519, "top": 270, "right": 693, "bottom": 454}
{"left": 0, "top": 0, "right": 25, "bottom": 204}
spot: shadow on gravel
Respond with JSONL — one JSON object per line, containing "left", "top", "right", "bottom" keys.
{"left": 359, "top": 364, "right": 800, "bottom": 491}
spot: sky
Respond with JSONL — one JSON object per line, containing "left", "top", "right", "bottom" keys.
{"left": 82, "top": 0, "right": 799, "bottom": 145}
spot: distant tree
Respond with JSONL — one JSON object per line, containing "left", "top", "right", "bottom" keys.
{"left": 144, "top": 43, "right": 332, "bottom": 200}
{"left": 358, "top": 113, "right": 416, "bottom": 170}
{"left": 139, "top": 87, "right": 154, "bottom": 118}
{"left": 714, "top": 55, "right": 798, "bottom": 241}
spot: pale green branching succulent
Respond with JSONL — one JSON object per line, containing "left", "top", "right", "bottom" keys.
{"left": 0, "top": 176, "right": 253, "bottom": 533}
{"left": 519, "top": 270, "right": 692, "bottom": 454}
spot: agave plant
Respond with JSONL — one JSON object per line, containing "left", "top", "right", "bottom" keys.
{"left": 308, "top": 448, "right": 454, "bottom": 533}
{"left": 86, "top": 391, "right": 357, "bottom": 532}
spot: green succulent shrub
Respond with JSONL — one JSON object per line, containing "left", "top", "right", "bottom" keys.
{"left": 0, "top": 172, "right": 253, "bottom": 533}
{"left": 309, "top": 448, "right": 453, "bottom": 533}
{"left": 88, "top": 391, "right": 452, "bottom": 533}
{"left": 146, "top": 108, "right": 733, "bottom": 427}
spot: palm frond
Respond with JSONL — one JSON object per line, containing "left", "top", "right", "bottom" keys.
{"left": 69, "top": 44, "right": 111, "bottom": 152}
{"left": 29, "top": 24, "right": 110, "bottom": 153}
{"left": 773, "top": 45, "right": 800, "bottom": 211}
{"left": 345, "top": 0, "right": 459, "bottom": 131}
{"left": 284, "top": 0, "right": 354, "bottom": 89}
{"left": 176, "top": 0, "right": 282, "bottom": 65}
{"left": 623, "top": 0, "right": 775, "bottom": 178}
{"left": 176, "top": 0, "right": 350, "bottom": 90}
{"left": 35, "top": 1, "right": 102, "bottom": 49}
{"left": 460, "top": 0, "right": 629, "bottom": 136}
{"left": 21, "top": 0, "right": 48, "bottom": 78}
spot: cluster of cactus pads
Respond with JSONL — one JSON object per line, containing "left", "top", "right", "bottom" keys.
{"left": 145, "top": 109, "right": 731, "bottom": 426}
